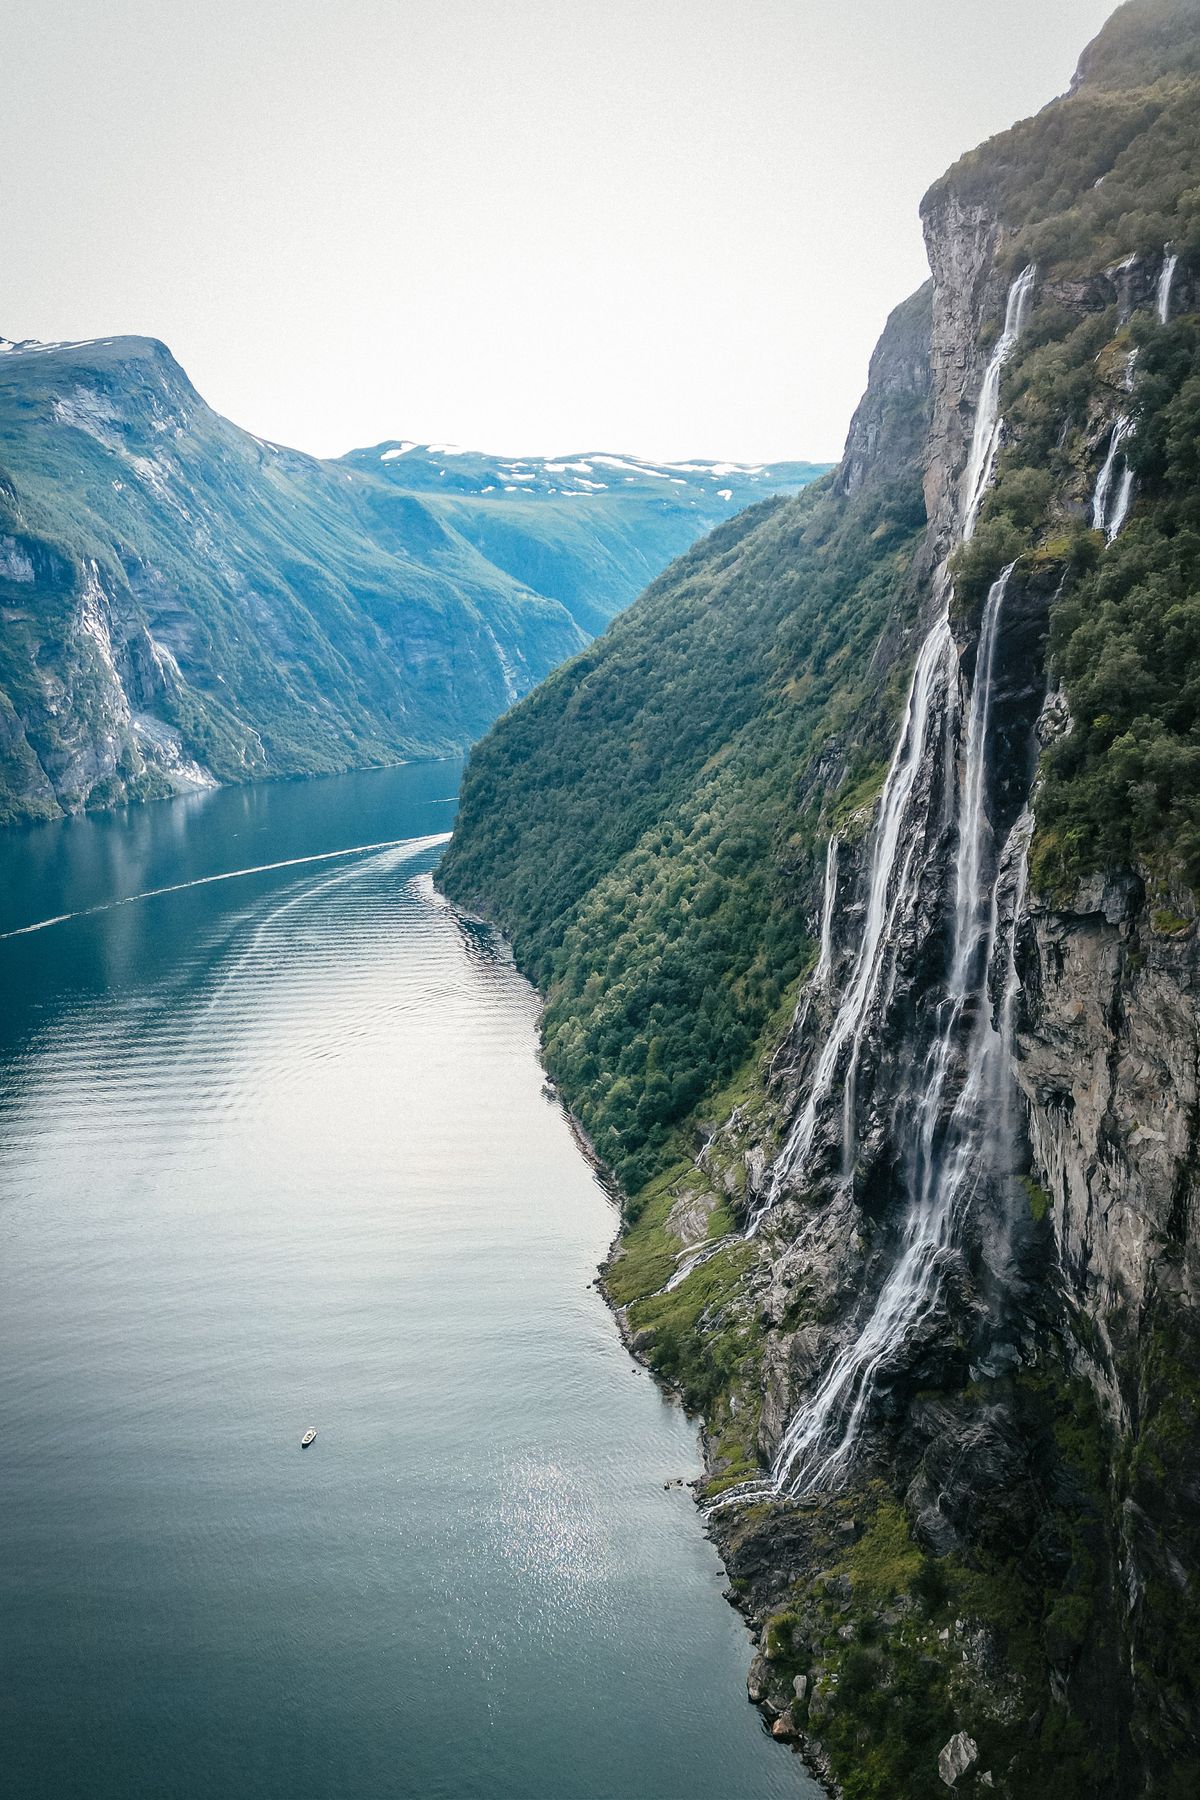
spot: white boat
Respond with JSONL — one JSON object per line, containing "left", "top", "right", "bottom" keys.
{"left": 300, "top": 1428, "right": 317, "bottom": 1448}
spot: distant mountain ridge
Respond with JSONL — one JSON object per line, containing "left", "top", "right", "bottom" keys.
{"left": 0, "top": 332, "right": 826, "bottom": 822}
{"left": 338, "top": 441, "right": 827, "bottom": 636}
{"left": 342, "top": 438, "right": 815, "bottom": 500}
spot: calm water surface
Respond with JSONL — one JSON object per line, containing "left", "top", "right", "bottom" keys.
{"left": 0, "top": 765, "right": 815, "bottom": 1800}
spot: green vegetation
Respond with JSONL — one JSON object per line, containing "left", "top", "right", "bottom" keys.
{"left": 928, "top": 3, "right": 1200, "bottom": 898}
{"left": 950, "top": 291, "right": 1200, "bottom": 897}
{"left": 1035, "top": 316, "right": 1200, "bottom": 890}
{"left": 442, "top": 285, "right": 932, "bottom": 1194}
{"left": 625, "top": 1239, "right": 757, "bottom": 1412}
{"left": 927, "top": 1, "right": 1200, "bottom": 275}
{"left": 1023, "top": 1177, "right": 1052, "bottom": 1222}
{"left": 1125, "top": 1310, "right": 1200, "bottom": 1771}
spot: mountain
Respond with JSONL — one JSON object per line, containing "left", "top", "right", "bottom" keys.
{"left": 441, "top": 3, "right": 1200, "bottom": 1794}
{"left": 339, "top": 440, "right": 822, "bottom": 638}
{"left": 0, "top": 334, "right": 825, "bottom": 824}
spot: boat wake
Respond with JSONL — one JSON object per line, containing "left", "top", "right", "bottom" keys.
{"left": 0, "top": 834, "right": 451, "bottom": 941}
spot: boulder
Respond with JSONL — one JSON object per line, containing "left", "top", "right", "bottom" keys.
{"left": 938, "top": 1731, "right": 979, "bottom": 1787}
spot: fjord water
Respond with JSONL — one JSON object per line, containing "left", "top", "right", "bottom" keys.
{"left": 0, "top": 764, "right": 812, "bottom": 1800}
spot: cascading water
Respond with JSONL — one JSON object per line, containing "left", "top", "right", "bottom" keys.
{"left": 714, "top": 267, "right": 1039, "bottom": 1510}
{"left": 748, "top": 265, "right": 1034, "bottom": 1236}
{"left": 962, "top": 263, "right": 1037, "bottom": 540}
{"left": 1158, "top": 247, "right": 1179, "bottom": 325}
{"left": 813, "top": 836, "right": 839, "bottom": 993}
{"left": 770, "top": 563, "right": 1019, "bottom": 1497}
{"left": 990, "top": 808, "right": 1033, "bottom": 1181}
{"left": 746, "top": 619, "right": 953, "bottom": 1233}
{"left": 1093, "top": 246, "right": 1180, "bottom": 542}
{"left": 1092, "top": 416, "right": 1135, "bottom": 537}
{"left": 1106, "top": 463, "right": 1136, "bottom": 542}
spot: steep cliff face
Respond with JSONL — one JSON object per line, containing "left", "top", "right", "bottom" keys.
{"left": 442, "top": 3, "right": 1200, "bottom": 1793}
{"left": 1016, "top": 879, "right": 1200, "bottom": 1780}
{"left": 704, "top": 7, "right": 1200, "bottom": 1784}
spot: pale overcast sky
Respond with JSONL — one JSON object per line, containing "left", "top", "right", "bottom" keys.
{"left": 0, "top": 0, "right": 1117, "bottom": 463}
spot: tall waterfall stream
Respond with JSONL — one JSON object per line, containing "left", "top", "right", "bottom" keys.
{"left": 711, "top": 265, "right": 1040, "bottom": 1513}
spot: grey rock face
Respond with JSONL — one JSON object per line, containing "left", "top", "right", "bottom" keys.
{"left": 1018, "top": 884, "right": 1200, "bottom": 1348}
{"left": 920, "top": 188, "right": 1008, "bottom": 551}
{"left": 837, "top": 282, "right": 934, "bottom": 500}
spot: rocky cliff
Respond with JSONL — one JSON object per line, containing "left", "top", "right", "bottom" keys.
{"left": 442, "top": 4, "right": 1200, "bottom": 1795}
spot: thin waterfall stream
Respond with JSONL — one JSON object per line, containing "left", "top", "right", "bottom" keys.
{"left": 1158, "top": 246, "right": 1179, "bottom": 324}
{"left": 1092, "top": 415, "right": 1135, "bottom": 540}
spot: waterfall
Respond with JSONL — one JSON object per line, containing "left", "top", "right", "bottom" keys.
{"left": 961, "top": 264, "right": 1037, "bottom": 541}
{"left": 1106, "top": 464, "right": 1136, "bottom": 542}
{"left": 953, "top": 564, "right": 1017, "bottom": 975}
{"left": 1092, "top": 416, "right": 1136, "bottom": 542}
{"left": 714, "top": 265, "right": 1040, "bottom": 1509}
{"left": 770, "top": 564, "right": 1021, "bottom": 1498}
{"left": 814, "top": 835, "right": 839, "bottom": 992}
{"left": 1158, "top": 248, "right": 1179, "bottom": 325}
{"left": 1092, "top": 417, "right": 1133, "bottom": 533}
{"left": 745, "top": 618, "right": 953, "bottom": 1234}
{"left": 784, "top": 833, "right": 841, "bottom": 1047}
{"left": 991, "top": 809, "right": 1033, "bottom": 1178}
{"left": 662, "top": 1233, "right": 738, "bottom": 1294}
{"left": 751, "top": 267, "right": 1035, "bottom": 1233}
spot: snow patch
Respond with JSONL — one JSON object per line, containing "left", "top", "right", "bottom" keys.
{"left": 590, "top": 455, "right": 674, "bottom": 479}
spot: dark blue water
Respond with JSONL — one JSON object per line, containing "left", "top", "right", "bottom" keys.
{"left": 0, "top": 766, "right": 814, "bottom": 1800}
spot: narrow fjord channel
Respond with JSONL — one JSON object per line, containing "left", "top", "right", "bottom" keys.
{"left": 0, "top": 763, "right": 812, "bottom": 1800}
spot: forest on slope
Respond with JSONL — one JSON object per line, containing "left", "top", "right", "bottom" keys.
{"left": 441, "top": 283, "right": 932, "bottom": 1195}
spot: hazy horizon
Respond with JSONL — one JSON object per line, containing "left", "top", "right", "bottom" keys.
{"left": 2, "top": 0, "right": 1117, "bottom": 463}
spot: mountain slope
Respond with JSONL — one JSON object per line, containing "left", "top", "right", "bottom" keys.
{"left": 441, "top": 285, "right": 932, "bottom": 1191}
{"left": 340, "top": 440, "right": 824, "bottom": 638}
{"left": 0, "top": 335, "right": 825, "bottom": 823}
{"left": 441, "top": 4, "right": 1200, "bottom": 1794}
